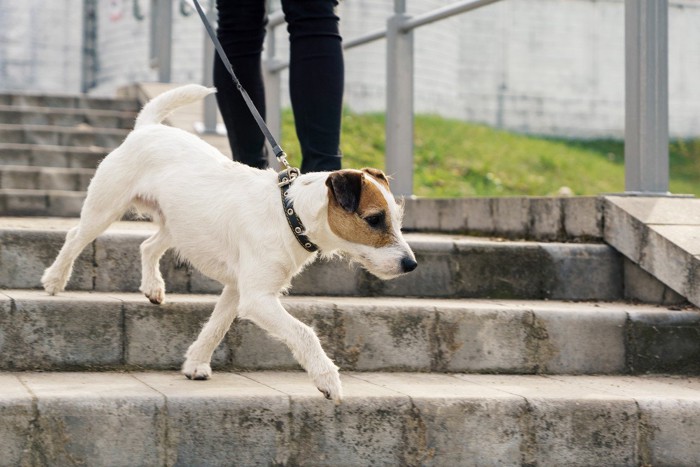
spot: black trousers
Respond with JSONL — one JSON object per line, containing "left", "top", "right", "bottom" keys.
{"left": 215, "top": 0, "right": 344, "bottom": 173}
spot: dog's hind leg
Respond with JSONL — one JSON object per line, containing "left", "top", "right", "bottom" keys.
{"left": 139, "top": 227, "right": 172, "bottom": 304}
{"left": 41, "top": 205, "right": 124, "bottom": 295}
{"left": 182, "top": 285, "right": 239, "bottom": 380}
{"left": 42, "top": 171, "right": 132, "bottom": 295}
{"left": 238, "top": 292, "right": 343, "bottom": 403}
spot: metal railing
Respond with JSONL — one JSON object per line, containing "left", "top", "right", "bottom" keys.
{"left": 192, "top": 0, "right": 670, "bottom": 196}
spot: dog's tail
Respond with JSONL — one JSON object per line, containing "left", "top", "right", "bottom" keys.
{"left": 134, "top": 84, "right": 216, "bottom": 129}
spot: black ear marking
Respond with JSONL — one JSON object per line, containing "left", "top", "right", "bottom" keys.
{"left": 326, "top": 170, "right": 363, "bottom": 212}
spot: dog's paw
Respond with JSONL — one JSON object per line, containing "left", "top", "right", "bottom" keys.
{"left": 41, "top": 269, "right": 65, "bottom": 296}
{"left": 144, "top": 288, "right": 165, "bottom": 305}
{"left": 312, "top": 369, "right": 343, "bottom": 404}
{"left": 182, "top": 361, "right": 212, "bottom": 380}
{"left": 139, "top": 282, "right": 165, "bottom": 305}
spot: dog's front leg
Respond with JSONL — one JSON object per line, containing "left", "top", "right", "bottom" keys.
{"left": 183, "top": 285, "right": 239, "bottom": 380}
{"left": 239, "top": 293, "right": 342, "bottom": 403}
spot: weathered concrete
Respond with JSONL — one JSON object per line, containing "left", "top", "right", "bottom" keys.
{"left": 0, "top": 123, "right": 128, "bottom": 148}
{"left": 0, "top": 221, "right": 625, "bottom": 300}
{"left": 402, "top": 196, "right": 605, "bottom": 241}
{"left": 1, "top": 290, "right": 697, "bottom": 374}
{"left": 0, "top": 166, "right": 93, "bottom": 191}
{"left": 0, "top": 143, "right": 107, "bottom": 168}
{"left": 0, "top": 92, "right": 139, "bottom": 111}
{"left": 0, "top": 291, "right": 123, "bottom": 370}
{"left": 603, "top": 196, "right": 700, "bottom": 308}
{"left": 1, "top": 371, "right": 700, "bottom": 466}
{"left": 0, "top": 106, "right": 136, "bottom": 129}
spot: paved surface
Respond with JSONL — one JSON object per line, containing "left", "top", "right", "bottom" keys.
{"left": 2, "top": 371, "right": 700, "bottom": 466}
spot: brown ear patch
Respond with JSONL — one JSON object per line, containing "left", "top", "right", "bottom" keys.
{"left": 327, "top": 169, "right": 395, "bottom": 248}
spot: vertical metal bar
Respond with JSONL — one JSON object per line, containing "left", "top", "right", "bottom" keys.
{"left": 202, "top": 0, "right": 218, "bottom": 133}
{"left": 81, "top": 0, "right": 98, "bottom": 93}
{"left": 154, "top": 0, "right": 173, "bottom": 82}
{"left": 385, "top": 4, "right": 414, "bottom": 197}
{"left": 263, "top": 14, "right": 283, "bottom": 169}
{"left": 625, "top": 0, "right": 669, "bottom": 194}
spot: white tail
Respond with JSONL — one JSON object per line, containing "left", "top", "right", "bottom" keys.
{"left": 134, "top": 84, "right": 216, "bottom": 129}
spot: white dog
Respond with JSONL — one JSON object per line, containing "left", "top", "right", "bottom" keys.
{"left": 41, "top": 84, "right": 417, "bottom": 402}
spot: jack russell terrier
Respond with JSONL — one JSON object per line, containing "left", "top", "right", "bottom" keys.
{"left": 41, "top": 84, "right": 417, "bottom": 403}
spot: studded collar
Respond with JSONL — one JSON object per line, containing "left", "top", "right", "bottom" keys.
{"left": 278, "top": 169, "right": 319, "bottom": 253}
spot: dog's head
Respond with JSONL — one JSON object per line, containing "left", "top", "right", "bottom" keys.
{"left": 325, "top": 168, "right": 417, "bottom": 280}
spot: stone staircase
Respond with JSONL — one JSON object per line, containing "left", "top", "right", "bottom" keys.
{"left": 1, "top": 87, "right": 700, "bottom": 466}
{"left": 0, "top": 91, "right": 138, "bottom": 217}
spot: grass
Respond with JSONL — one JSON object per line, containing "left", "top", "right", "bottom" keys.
{"left": 280, "top": 109, "right": 700, "bottom": 198}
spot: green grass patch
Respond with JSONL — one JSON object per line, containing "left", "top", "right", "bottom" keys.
{"left": 281, "top": 109, "right": 700, "bottom": 197}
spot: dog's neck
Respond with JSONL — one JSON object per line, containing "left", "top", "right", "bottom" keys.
{"left": 285, "top": 171, "right": 337, "bottom": 258}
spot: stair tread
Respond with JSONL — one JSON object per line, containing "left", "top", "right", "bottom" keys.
{"left": 0, "top": 287, "right": 689, "bottom": 312}
{"left": 0, "top": 165, "right": 94, "bottom": 174}
{"left": 0, "top": 142, "right": 110, "bottom": 153}
{"left": 3, "top": 369, "right": 699, "bottom": 399}
{"left": 1, "top": 369, "right": 698, "bottom": 466}
{"left": 0, "top": 104, "right": 137, "bottom": 117}
{"left": 0, "top": 122, "right": 129, "bottom": 134}
{"left": 0, "top": 216, "right": 605, "bottom": 244}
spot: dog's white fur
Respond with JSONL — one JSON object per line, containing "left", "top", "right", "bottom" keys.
{"left": 41, "top": 84, "right": 417, "bottom": 402}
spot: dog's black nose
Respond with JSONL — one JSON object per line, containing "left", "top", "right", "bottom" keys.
{"left": 401, "top": 256, "right": 418, "bottom": 273}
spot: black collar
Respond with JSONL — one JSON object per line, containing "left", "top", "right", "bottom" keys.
{"left": 278, "top": 169, "right": 319, "bottom": 253}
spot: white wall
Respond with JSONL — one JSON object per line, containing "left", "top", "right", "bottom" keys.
{"left": 0, "top": 0, "right": 698, "bottom": 139}
{"left": 0, "top": 0, "right": 83, "bottom": 93}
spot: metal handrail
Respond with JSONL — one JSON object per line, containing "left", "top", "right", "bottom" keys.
{"left": 203, "top": 0, "right": 670, "bottom": 196}
{"left": 262, "top": 0, "right": 502, "bottom": 193}
{"left": 401, "top": 0, "right": 502, "bottom": 31}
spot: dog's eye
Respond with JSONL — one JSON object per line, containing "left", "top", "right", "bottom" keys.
{"left": 364, "top": 213, "right": 385, "bottom": 229}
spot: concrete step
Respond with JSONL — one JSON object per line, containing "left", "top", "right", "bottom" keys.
{"left": 0, "top": 91, "right": 139, "bottom": 112}
{"left": 0, "top": 123, "right": 127, "bottom": 148}
{"left": 1, "top": 371, "right": 699, "bottom": 466}
{"left": 0, "top": 166, "right": 93, "bottom": 191}
{"left": 0, "top": 189, "right": 85, "bottom": 217}
{"left": 0, "top": 218, "right": 624, "bottom": 301}
{"left": 0, "top": 105, "right": 136, "bottom": 129}
{"left": 1, "top": 290, "right": 697, "bottom": 374}
{"left": 0, "top": 143, "right": 108, "bottom": 168}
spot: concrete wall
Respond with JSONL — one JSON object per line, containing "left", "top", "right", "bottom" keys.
{"left": 0, "top": 0, "right": 699, "bottom": 139}
{"left": 0, "top": 0, "right": 83, "bottom": 94}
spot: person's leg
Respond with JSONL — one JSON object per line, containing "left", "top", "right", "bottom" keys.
{"left": 282, "top": 0, "right": 344, "bottom": 173}
{"left": 215, "top": 0, "right": 268, "bottom": 169}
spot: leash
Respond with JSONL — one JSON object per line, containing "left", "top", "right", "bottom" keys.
{"left": 192, "top": 0, "right": 318, "bottom": 253}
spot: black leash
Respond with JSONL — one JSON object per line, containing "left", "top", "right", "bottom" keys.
{"left": 192, "top": 0, "right": 318, "bottom": 253}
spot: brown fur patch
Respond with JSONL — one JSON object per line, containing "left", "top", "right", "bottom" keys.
{"left": 327, "top": 170, "right": 395, "bottom": 248}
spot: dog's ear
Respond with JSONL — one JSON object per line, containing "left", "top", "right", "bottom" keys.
{"left": 361, "top": 167, "right": 391, "bottom": 188}
{"left": 326, "top": 170, "right": 363, "bottom": 213}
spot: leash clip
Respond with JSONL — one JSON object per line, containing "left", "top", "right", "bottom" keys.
{"left": 278, "top": 166, "right": 300, "bottom": 188}
{"left": 277, "top": 150, "right": 300, "bottom": 188}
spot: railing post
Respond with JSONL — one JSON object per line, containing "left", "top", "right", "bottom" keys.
{"left": 385, "top": 0, "right": 414, "bottom": 197}
{"left": 263, "top": 14, "right": 284, "bottom": 169}
{"left": 624, "top": 0, "right": 669, "bottom": 194}
{"left": 201, "top": 0, "right": 219, "bottom": 134}
{"left": 150, "top": 0, "right": 173, "bottom": 82}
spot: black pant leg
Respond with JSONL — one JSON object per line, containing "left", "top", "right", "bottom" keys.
{"left": 214, "top": 0, "right": 268, "bottom": 169}
{"left": 281, "top": 0, "right": 344, "bottom": 173}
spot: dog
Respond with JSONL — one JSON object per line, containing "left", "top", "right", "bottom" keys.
{"left": 41, "top": 84, "right": 417, "bottom": 402}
